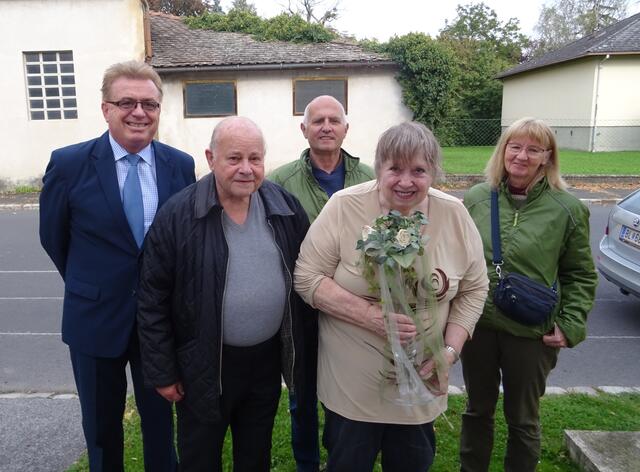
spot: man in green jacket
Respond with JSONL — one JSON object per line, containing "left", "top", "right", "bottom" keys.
{"left": 268, "top": 95, "right": 374, "bottom": 471}
{"left": 269, "top": 95, "right": 374, "bottom": 222}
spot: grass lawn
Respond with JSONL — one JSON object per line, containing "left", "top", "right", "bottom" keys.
{"left": 66, "top": 392, "right": 640, "bottom": 472}
{"left": 442, "top": 147, "right": 640, "bottom": 175}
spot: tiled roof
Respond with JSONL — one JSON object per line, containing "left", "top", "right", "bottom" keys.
{"left": 149, "top": 12, "right": 394, "bottom": 71}
{"left": 498, "top": 12, "right": 640, "bottom": 79}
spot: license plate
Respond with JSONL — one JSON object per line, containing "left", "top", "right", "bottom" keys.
{"left": 620, "top": 225, "right": 640, "bottom": 249}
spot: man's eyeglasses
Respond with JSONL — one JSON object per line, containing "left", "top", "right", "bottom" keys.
{"left": 506, "top": 143, "right": 549, "bottom": 160}
{"left": 106, "top": 99, "right": 161, "bottom": 112}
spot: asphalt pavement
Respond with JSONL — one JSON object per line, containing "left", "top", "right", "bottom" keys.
{"left": 1, "top": 183, "right": 639, "bottom": 472}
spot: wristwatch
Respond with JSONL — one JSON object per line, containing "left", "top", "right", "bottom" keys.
{"left": 444, "top": 345, "right": 460, "bottom": 364}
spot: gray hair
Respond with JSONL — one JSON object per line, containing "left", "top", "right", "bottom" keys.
{"left": 484, "top": 117, "right": 566, "bottom": 191}
{"left": 374, "top": 122, "right": 442, "bottom": 180}
{"left": 208, "top": 116, "right": 266, "bottom": 154}
{"left": 302, "top": 95, "right": 348, "bottom": 126}
{"left": 101, "top": 60, "right": 162, "bottom": 101}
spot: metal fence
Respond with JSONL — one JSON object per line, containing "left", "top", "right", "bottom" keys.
{"left": 435, "top": 118, "right": 640, "bottom": 151}
{"left": 436, "top": 119, "right": 501, "bottom": 147}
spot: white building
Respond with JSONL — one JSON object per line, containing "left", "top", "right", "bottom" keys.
{"left": 0, "top": 0, "right": 411, "bottom": 189}
{"left": 0, "top": 0, "right": 148, "bottom": 190}
{"left": 498, "top": 13, "right": 640, "bottom": 152}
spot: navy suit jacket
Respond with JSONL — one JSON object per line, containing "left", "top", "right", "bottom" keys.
{"left": 40, "top": 131, "right": 196, "bottom": 358}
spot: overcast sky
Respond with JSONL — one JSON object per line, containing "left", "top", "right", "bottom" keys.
{"left": 221, "top": 0, "right": 640, "bottom": 42}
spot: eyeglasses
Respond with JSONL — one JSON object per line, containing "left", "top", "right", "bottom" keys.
{"left": 106, "top": 99, "right": 161, "bottom": 112}
{"left": 506, "top": 143, "right": 549, "bottom": 160}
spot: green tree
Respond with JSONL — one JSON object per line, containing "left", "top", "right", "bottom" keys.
{"left": 438, "top": 3, "right": 528, "bottom": 144}
{"left": 383, "top": 33, "right": 458, "bottom": 142}
{"left": 259, "top": 13, "right": 336, "bottom": 42}
{"left": 185, "top": 6, "right": 336, "bottom": 42}
{"left": 148, "top": 0, "right": 215, "bottom": 16}
{"left": 532, "top": 0, "right": 628, "bottom": 56}
{"left": 440, "top": 2, "right": 528, "bottom": 62}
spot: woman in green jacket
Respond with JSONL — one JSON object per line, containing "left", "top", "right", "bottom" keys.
{"left": 460, "top": 117, "right": 598, "bottom": 471}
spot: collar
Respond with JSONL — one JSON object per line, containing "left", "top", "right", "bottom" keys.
{"left": 194, "top": 173, "right": 294, "bottom": 220}
{"left": 108, "top": 133, "right": 154, "bottom": 165}
{"left": 500, "top": 176, "right": 549, "bottom": 202}
{"left": 300, "top": 147, "right": 360, "bottom": 172}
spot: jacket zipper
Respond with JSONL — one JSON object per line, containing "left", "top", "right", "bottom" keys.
{"left": 267, "top": 218, "right": 295, "bottom": 392}
{"left": 513, "top": 211, "right": 519, "bottom": 227}
{"left": 218, "top": 212, "right": 230, "bottom": 395}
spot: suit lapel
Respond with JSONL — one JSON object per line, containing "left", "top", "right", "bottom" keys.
{"left": 153, "top": 141, "right": 175, "bottom": 207}
{"left": 92, "top": 132, "right": 139, "bottom": 252}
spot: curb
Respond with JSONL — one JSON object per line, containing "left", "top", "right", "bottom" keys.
{"left": 0, "top": 203, "right": 39, "bottom": 210}
{"left": 581, "top": 198, "right": 622, "bottom": 205}
{"left": 0, "top": 198, "right": 624, "bottom": 211}
{"left": 2, "top": 387, "right": 640, "bottom": 399}
{"left": 0, "top": 392, "right": 78, "bottom": 399}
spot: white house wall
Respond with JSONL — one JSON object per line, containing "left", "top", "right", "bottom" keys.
{"left": 591, "top": 55, "right": 640, "bottom": 151}
{"left": 0, "top": 0, "right": 145, "bottom": 188}
{"left": 501, "top": 58, "right": 598, "bottom": 150}
{"left": 159, "top": 69, "right": 412, "bottom": 177}
{"left": 501, "top": 56, "right": 640, "bottom": 151}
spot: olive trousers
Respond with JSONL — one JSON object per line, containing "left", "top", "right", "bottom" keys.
{"left": 459, "top": 326, "right": 559, "bottom": 472}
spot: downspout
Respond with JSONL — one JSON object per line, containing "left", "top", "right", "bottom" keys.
{"left": 141, "top": 1, "right": 152, "bottom": 62}
{"left": 590, "top": 54, "right": 610, "bottom": 152}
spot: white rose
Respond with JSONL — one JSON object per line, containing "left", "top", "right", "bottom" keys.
{"left": 362, "top": 225, "right": 375, "bottom": 240}
{"left": 395, "top": 229, "right": 411, "bottom": 247}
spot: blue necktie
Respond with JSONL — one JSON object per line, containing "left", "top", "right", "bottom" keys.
{"left": 123, "top": 154, "right": 144, "bottom": 247}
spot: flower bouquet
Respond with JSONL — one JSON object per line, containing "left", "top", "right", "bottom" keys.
{"left": 356, "top": 210, "right": 447, "bottom": 406}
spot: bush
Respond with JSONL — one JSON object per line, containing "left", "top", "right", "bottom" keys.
{"left": 185, "top": 10, "right": 335, "bottom": 43}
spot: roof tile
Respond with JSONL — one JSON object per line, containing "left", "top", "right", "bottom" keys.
{"left": 149, "top": 12, "right": 393, "bottom": 70}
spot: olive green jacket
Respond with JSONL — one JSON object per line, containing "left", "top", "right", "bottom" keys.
{"left": 268, "top": 148, "right": 375, "bottom": 222}
{"left": 463, "top": 179, "right": 597, "bottom": 347}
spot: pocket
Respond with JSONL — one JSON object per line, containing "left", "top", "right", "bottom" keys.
{"left": 66, "top": 277, "right": 100, "bottom": 301}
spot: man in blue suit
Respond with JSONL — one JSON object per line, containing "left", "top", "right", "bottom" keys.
{"left": 39, "top": 60, "right": 195, "bottom": 471}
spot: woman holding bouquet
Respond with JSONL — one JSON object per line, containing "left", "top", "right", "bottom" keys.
{"left": 294, "top": 121, "right": 488, "bottom": 471}
{"left": 460, "top": 118, "right": 598, "bottom": 471}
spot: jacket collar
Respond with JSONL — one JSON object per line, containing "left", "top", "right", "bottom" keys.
{"left": 300, "top": 147, "right": 361, "bottom": 173}
{"left": 194, "top": 173, "right": 294, "bottom": 219}
{"left": 501, "top": 176, "right": 549, "bottom": 203}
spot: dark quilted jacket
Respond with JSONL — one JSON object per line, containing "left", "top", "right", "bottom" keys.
{"left": 137, "top": 173, "right": 313, "bottom": 422}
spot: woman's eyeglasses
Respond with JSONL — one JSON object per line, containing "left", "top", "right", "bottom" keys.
{"left": 506, "top": 143, "right": 549, "bottom": 160}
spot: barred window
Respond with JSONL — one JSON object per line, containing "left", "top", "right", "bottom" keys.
{"left": 293, "top": 78, "right": 347, "bottom": 115}
{"left": 24, "top": 51, "right": 77, "bottom": 120}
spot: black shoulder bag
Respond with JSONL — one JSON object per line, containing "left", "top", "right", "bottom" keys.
{"left": 491, "top": 190, "right": 558, "bottom": 326}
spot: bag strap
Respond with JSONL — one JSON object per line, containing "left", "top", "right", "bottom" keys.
{"left": 491, "top": 189, "right": 558, "bottom": 292}
{"left": 490, "top": 189, "right": 504, "bottom": 278}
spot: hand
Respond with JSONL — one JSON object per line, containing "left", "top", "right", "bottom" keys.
{"left": 542, "top": 323, "right": 568, "bottom": 348}
{"left": 365, "top": 304, "right": 416, "bottom": 342}
{"left": 156, "top": 382, "right": 184, "bottom": 402}
{"left": 418, "top": 355, "right": 448, "bottom": 396}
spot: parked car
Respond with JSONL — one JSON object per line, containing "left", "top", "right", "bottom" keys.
{"left": 597, "top": 188, "right": 640, "bottom": 297}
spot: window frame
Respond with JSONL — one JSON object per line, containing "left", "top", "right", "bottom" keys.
{"left": 183, "top": 80, "right": 237, "bottom": 118}
{"left": 292, "top": 77, "right": 348, "bottom": 116}
{"left": 23, "top": 50, "right": 77, "bottom": 121}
